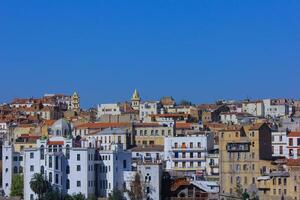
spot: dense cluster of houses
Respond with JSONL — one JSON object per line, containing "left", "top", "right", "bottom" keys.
{"left": 1, "top": 90, "right": 300, "bottom": 200}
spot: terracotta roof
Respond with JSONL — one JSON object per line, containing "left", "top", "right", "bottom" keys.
{"left": 47, "top": 141, "right": 64, "bottom": 145}
{"left": 287, "top": 158, "right": 300, "bottom": 166}
{"left": 175, "top": 123, "right": 192, "bottom": 129}
{"left": 288, "top": 132, "right": 300, "bottom": 137}
{"left": 43, "top": 119, "right": 56, "bottom": 126}
{"left": 171, "top": 178, "right": 190, "bottom": 192}
{"left": 75, "top": 122, "right": 131, "bottom": 129}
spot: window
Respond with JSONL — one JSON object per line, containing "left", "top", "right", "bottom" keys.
{"left": 19, "top": 156, "right": 23, "bottom": 161}
{"left": 66, "top": 145, "right": 70, "bottom": 159}
{"left": 279, "top": 136, "right": 283, "bottom": 141}
{"left": 77, "top": 165, "right": 81, "bottom": 171}
{"left": 55, "top": 156, "right": 59, "bottom": 170}
{"left": 13, "top": 156, "right": 18, "bottom": 161}
{"left": 13, "top": 166, "right": 18, "bottom": 174}
{"left": 66, "top": 165, "right": 70, "bottom": 174}
{"left": 19, "top": 166, "right": 23, "bottom": 173}
{"left": 55, "top": 174, "right": 59, "bottom": 184}
{"left": 30, "top": 153, "right": 34, "bottom": 159}
{"left": 77, "top": 154, "right": 80, "bottom": 161}
{"left": 77, "top": 181, "right": 81, "bottom": 187}
{"left": 30, "top": 194, "right": 34, "bottom": 200}
{"left": 123, "top": 160, "right": 127, "bottom": 169}
{"left": 40, "top": 145, "right": 44, "bottom": 160}
{"left": 190, "top": 152, "right": 193, "bottom": 158}
{"left": 40, "top": 166, "right": 44, "bottom": 174}
{"left": 190, "top": 142, "right": 193, "bottom": 148}
{"left": 30, "top": 165, "right": 34, "bottom": 172}
{"left": 289, "top": 138, "right": 293, "bottom": 146}
{"left": 49, "top": 172, "right": 52, "bottom": 183}
{"left": 280, "top": 146, "right": 283, "bottom": 154}
{"left": 67, "top": 179, "right": 70, "bottom": 189}
{"left": 49, "top": 155, "right": 52, "bottom": 168}
{"left": 298, "top": 138, "right": 300, "bottom": 146}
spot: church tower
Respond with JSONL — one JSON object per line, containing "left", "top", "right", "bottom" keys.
{"left": 131, "top": 89, "right": 141, "bottom": 110}
{"left": 71, "top": 92, "right": 80, "bottom": 111}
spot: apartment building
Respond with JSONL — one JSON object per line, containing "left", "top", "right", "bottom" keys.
{"left": 242, "top": 101, "right": 264, "bottom": 117}
{"left": 272, "top": 131, "right": 288, "bottom": 158}
{"left": 164, "top": 133, "right": 214, "bottom": 174}
{"left": 219, "top": 123, "right": 272, "bottom": 198}
{"left": 134, "top": 123, "right": 174, "bottom": 146}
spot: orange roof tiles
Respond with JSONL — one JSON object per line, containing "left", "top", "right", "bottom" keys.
{"left": 175, "top": 123, "right": 192, "bottom": 129}
{"left": 47, "top": 141, "right": 64, "bottom": 145}
{"left": 287, "top": 158, "right": 300, "bottom": 166}
{"left": 288, "top": 132, "right": 300, "bottom": 137}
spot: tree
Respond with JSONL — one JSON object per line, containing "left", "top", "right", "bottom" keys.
{"left": 30, "top": 173, "right": 51, "bottom": 200}
{"left": 127, "top": 173, "right": 145, "bottom": 200}
{"left": 72, "top": 193, "right": 87, "bottom": 200}
{"left": 109, "top": 189, "right": 123, "bottom": 200}
{"left": 10, "top": 174, "right": 24, "bottom": 198}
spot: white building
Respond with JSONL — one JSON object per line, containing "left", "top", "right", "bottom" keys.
{"left": 164, "top": 133, "right": 214, "bottom": 173}
{"left": 220, "top": 112, "right": 256, "bottom": 125}
{"left": 242, "top": 101, "right": 264, "bottom": 117}
{"left": 263, "top": 99, "right": 289, "bottom": 118}
{"left": 2, "top": 119, "right": 132, "bottom": 199}
{"left": 97, "top": 103, "right": 122, "bottom": 119}
{"left": 130, "top": 145, "right": 164, "bottom": 164}
{"left": 287, "top": 132, "right": 300, "bottom": 159}
{"left": 124, "top": 163, "right": 162, "bottom": 200}
{"left": 139, "top": 101, "right": 161, "bottom": 122}
{"left": 271, "top": 131, "right": 288, "bottom": 158}
{"left": 83, "top": 127, "right": 131, "bottom": 150}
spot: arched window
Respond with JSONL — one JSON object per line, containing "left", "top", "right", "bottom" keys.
{"left": 40, "top": 166, "right": 44, "bottom": 174}
{"left": 13, "top": 166, "right": 18, "bottom": 174}
{"left": 40, "top": 145, "right": 45, "bottom": 160}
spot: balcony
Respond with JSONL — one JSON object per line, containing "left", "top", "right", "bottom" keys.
{"left": 171, "top": 146, "right": 206, "bottom": 151}
{"left": 226, "top": 142, "right": 250, "bottom": 152}
{"left": 172, "top": 157, "right": 205, "bottom": 161}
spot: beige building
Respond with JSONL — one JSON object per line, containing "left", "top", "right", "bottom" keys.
{"left": 219, "top": 123, "right": 273, "bottom": 199}
{"left": 134, "top": 123, "right": 175, "bottom": 146}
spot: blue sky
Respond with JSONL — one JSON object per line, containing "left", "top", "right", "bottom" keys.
{"left": 0, "top": 1, "right": 299, "bottom": 108}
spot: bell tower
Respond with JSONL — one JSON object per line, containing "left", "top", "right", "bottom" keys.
{"left": 131, "top": 89, "right": 140, "bottom": 110}
{"left": 71, "top": 92, "right": 80, "bottom": 111}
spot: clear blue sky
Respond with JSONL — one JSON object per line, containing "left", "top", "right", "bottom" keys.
{"left": 0, "top": 1, "right": 299, "bottom": 108}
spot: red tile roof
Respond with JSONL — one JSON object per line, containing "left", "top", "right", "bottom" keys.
{"left": 175, "top": 123, "right": 192, "bottom": 129}
{"left": 287, "top": 158, "right": 300, "bottom": 166}
{"left": 288, "top": 132, "right": 300, "bottom": 137}
{"left": 47, "top": 141, "right": 64, "bottom": 145}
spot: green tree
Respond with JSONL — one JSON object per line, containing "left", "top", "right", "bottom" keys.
{"left": 30, "top": 173, "right": 50, "bottom": 200}
{"left": 72, "top": 193, "right": 87, "bottom": 200}
{"left": 10, "top": 174, "right": 24, "bottom": 197}
{"left": 109, "top": 189, "right": 123, "bottom": 200}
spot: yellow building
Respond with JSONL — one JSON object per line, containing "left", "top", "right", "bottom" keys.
{"left": 131, "top": 89, "right": 141, "bottom": 111}
{"left": 134, "top": 123, "right": 174, "bottom": 146}
{"left": 219, "top": 123, "right": 273, "bottom": 199}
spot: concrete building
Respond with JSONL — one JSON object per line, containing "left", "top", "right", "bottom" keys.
{"left": 220, "top": 112, "right": 256, "bottom": 125}
{"left": 219, "top": 123, "right": 273, "bottom": 198}
{"left": 164, "top": 133, "right": 214, "bottom": 174}
{"left": 130, "top": 145, "right": 164, "bottom": 164}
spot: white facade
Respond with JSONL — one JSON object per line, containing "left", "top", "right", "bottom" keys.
{"left": 124, "top": 163, "right": 162, "bottom": 200}
{"left": 97, "top": 104, "right": 122, "bottom": 119}
{"left": 2, "top": 119, "right": 132, "bottom": 199}
{"left": 263, "top": 99, "right": 289, "bottom": 118}
{"left": 220, "top": 113, "right": 255, "bottom": 125}
{"left": 242, "top": 101, "right": 264, "bottom": 117}
{"left": 139, "top": 101, "right": 161, "bottom": 122}
{"left": 271, "top": 131, "right": 288, "bottom": 157}
{"left": 164, "top": 133, "right": 214, "bottom": 172}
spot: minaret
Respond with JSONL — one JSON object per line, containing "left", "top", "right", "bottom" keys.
{"left": 131, "top": 89, "right": 141, "bottom": 110}
{"left": 71, "top": 92, "right": 80, "bottom": 111}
